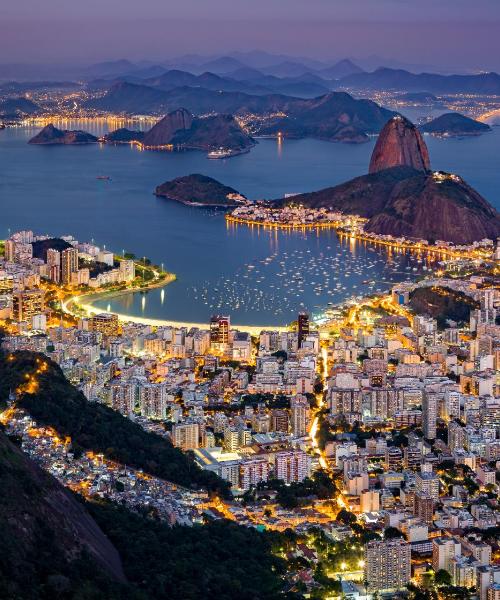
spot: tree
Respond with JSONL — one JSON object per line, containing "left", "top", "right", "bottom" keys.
{"left": 434, "top": 569, "right": 452, "bottom": 587}
{"left": 384, "top": 526, "right": 406, "bottom": 540}
{"left": 336, "top": 509, "right": 357, "bottom": 525}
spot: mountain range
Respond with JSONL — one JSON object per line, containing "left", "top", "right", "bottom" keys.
{"left": 86, "top": 84, "right": 395, "bottom": 143}
{"left": 338, "top": 67, "right": 500, "bottom": 94}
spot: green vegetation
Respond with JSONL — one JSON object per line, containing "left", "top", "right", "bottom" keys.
{"left": 0, "top": 426, "right": 288, "bottom": 600}
{"left": 256, "top": 470, "right": 337, "bottom": 509}
{"left": 409, "top": 286, "right": 479, "bottom": 329}
{"left": 0, "top": 351, "right": 230, "bottom": 497}
{"left": 88, "top": 500, "right": 287, "bottom": 600}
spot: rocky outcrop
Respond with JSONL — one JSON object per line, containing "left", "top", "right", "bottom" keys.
{"left": 369, "top": 115, "right": 430, "bottom": 174}
{"left": 28, "top": 123, "right": 98, "bottom": 144}
{"left": 142, "top": 108, "right": 193, "bottom": 147}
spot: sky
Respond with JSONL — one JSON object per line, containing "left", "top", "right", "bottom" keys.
{"left": 1, "top": 0, "right": 500, "bottom": 71}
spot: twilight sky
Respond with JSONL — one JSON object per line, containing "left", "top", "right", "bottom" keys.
{"left": 1, "top": 0, "right": 500, "bottom": 70}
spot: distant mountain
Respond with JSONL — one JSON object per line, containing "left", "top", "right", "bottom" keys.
{"left": 223, "top": 66, "right": 266, "bottom": 81}
{"left": 261, "top": 61, "right": 312, "bottom": 78}
{"left": 0, "top": 80, "right": 80, "bottom": 93}
{"left": 83, "top": 59, "right": 135, "bottom": 78}
{"left": 318, "top": 59, "right": 364, "bottom": 80}
{"left": 196, "top": 56, "right": 247, "bottom": 74}
{"left": 142, "top": 108, "right": 254, "bottom": 152}
{"left": 420, "top": 112, "right": 491, "bottom": 136}
{"left": 369, "top": 115, "right": 430, "bottom": 174}
{"left": 257, "top": 92, "right": 396, "bottom": 143}
{"left": 399, "top": 92, "right": 439, "bottom": 104}
{"left": 172, "top": 114, "right": 255, "bottom": 151}
{"left": 102, "top": 127, "right": 144, "bottom": 143}
{"left": 28, "top": 124, "right": 98, "bottom": 145}
{"left": 339, "top": 67, "right": 500, "bottom": 94}
{"left": 86, "top": 81, "right": 172, "bottom": 114}
{"left": 279, "top": 115, "right": 500, "bottom": 244}
{"left": 155, "top": 174, "right": 245, "bottom": 206}
{"left": 0, "top": 96, "right": 40, "bottom": 116}
{"left": 227, "top": 50, "right": 328, "bottom": 71}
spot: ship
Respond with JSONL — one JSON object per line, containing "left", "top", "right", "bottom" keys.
{"left": 96, "top": 175, "right": 111, "bottom": 180}
{"left": 207, "top": 147, "right": 249, "bottom": 159}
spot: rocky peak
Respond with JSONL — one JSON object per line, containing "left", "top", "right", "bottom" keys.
{"left": 369, "top": 115, "right": 430, "bottom": 174}
{"left": 142, "top": 108, "right": 193, "bottom": 147}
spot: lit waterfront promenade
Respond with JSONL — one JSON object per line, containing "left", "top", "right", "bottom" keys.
{"left": 225, "top": 213, "right": 478, "bottom": 260}
{"left": 62, "top": 293, "right": 288, "bottom": 335}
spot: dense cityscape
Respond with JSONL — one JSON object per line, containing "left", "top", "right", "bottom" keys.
{"left": 0, "top": 219, "right": 498, "bottom": 598}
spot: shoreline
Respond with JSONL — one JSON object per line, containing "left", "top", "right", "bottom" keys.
{"left": 62, "top": 274, "right": 289, "bottom": 335}
{"left": 225, "top": 214, "right": 472, "bottom": 259}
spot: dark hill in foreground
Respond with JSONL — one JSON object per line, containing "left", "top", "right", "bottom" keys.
{"left": 155, "top": 174, "right": 246, "bottom": 206}
{"left": 0, "top": 429, "right": 126, "bottom": 599}
{"left": 0, "top": 430, "right": 286, "bottom": 600}
{"left": 0, "top": 351, "right": 230, "bottom": 497}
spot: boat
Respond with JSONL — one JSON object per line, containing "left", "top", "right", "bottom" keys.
{"left": 207, "top": 147, "right": 249, "bottom": 159}
{"left": 96, "top": 175, "right": 111, "bottom": 180}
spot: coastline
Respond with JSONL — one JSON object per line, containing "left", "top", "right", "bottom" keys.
{"left": 62, "top": 273, "right": 289, "bottom": 335}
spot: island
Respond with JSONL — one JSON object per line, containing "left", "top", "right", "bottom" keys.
{"left": 141, "top": 108, "right": 255, "bottom": 153}
{"left": 155, "top": 174, "right": 246, "bottom": 207}
{"left": 101, "top": 127, "right": 144, "bottom": 144}
{"left": 28, "top": 123, "right": 98, "bottom": 145}
{"left": 420, "top": 112, "right": 491, "bottom": 137}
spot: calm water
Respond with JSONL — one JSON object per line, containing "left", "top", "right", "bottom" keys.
{"left": 1, "top": 117, "right": 499, "bottom": 326}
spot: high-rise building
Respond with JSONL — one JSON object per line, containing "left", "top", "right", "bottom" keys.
{"left": 12, "top": 289, "right": 45, "bottom": 324}
{"left": 210, "top": 315, "right": 230, "bottom": 346}
{"left": 239, "top": 457, "right": 270, "bottom": 490}
{"left": 271, "top": 409, "right": 289, "bottom": 433}
{"left": 297, "top": 311, "right": 310, "bottom": 346}
{"left": 290, "top": 394, "right": 310, "bottom": 437}
{"left": 448, "top": 421, "right": 466, "bottom": 451}
{"left": 423, "top": 392, "right": 438, "bottom": 440}
{"left": 108, "top": 382, "right": 135, "bottom": 415}
{"left": 61, "top": 247, "right": 78, "bottom": 285}
{"left": 4, "top": 240, "right": 15, "bottom": 262}
{"left": 139, "top": 383, "right": 167, "bottom": 419}
{"left": 364, "top": 538, "right": 411, "bottom": 592}
{"left": 385, "top": 446, "right": 403, "bottom": 472}
{"left": 433, "top": 537, "right": 461, "bottom": 573}
{"left": 46, "top": 248, "right": 61, "bottom": 283}
{"left": 89, "top": 313, "right": 120, "bottom": 337}
{"left": 414, "top": 493, "right": 434, "bottom": 525}
{"left": 275, "top": 450, "right": 311, "bottom": 483}
{"left": 119, "top": 259, "right": 135, "bottom": 282}
{"left": 415, "top": 468, "right": 440, "bottom": 500}
{"left": 172, "top": 422, "right": 200, "bottom": 450}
